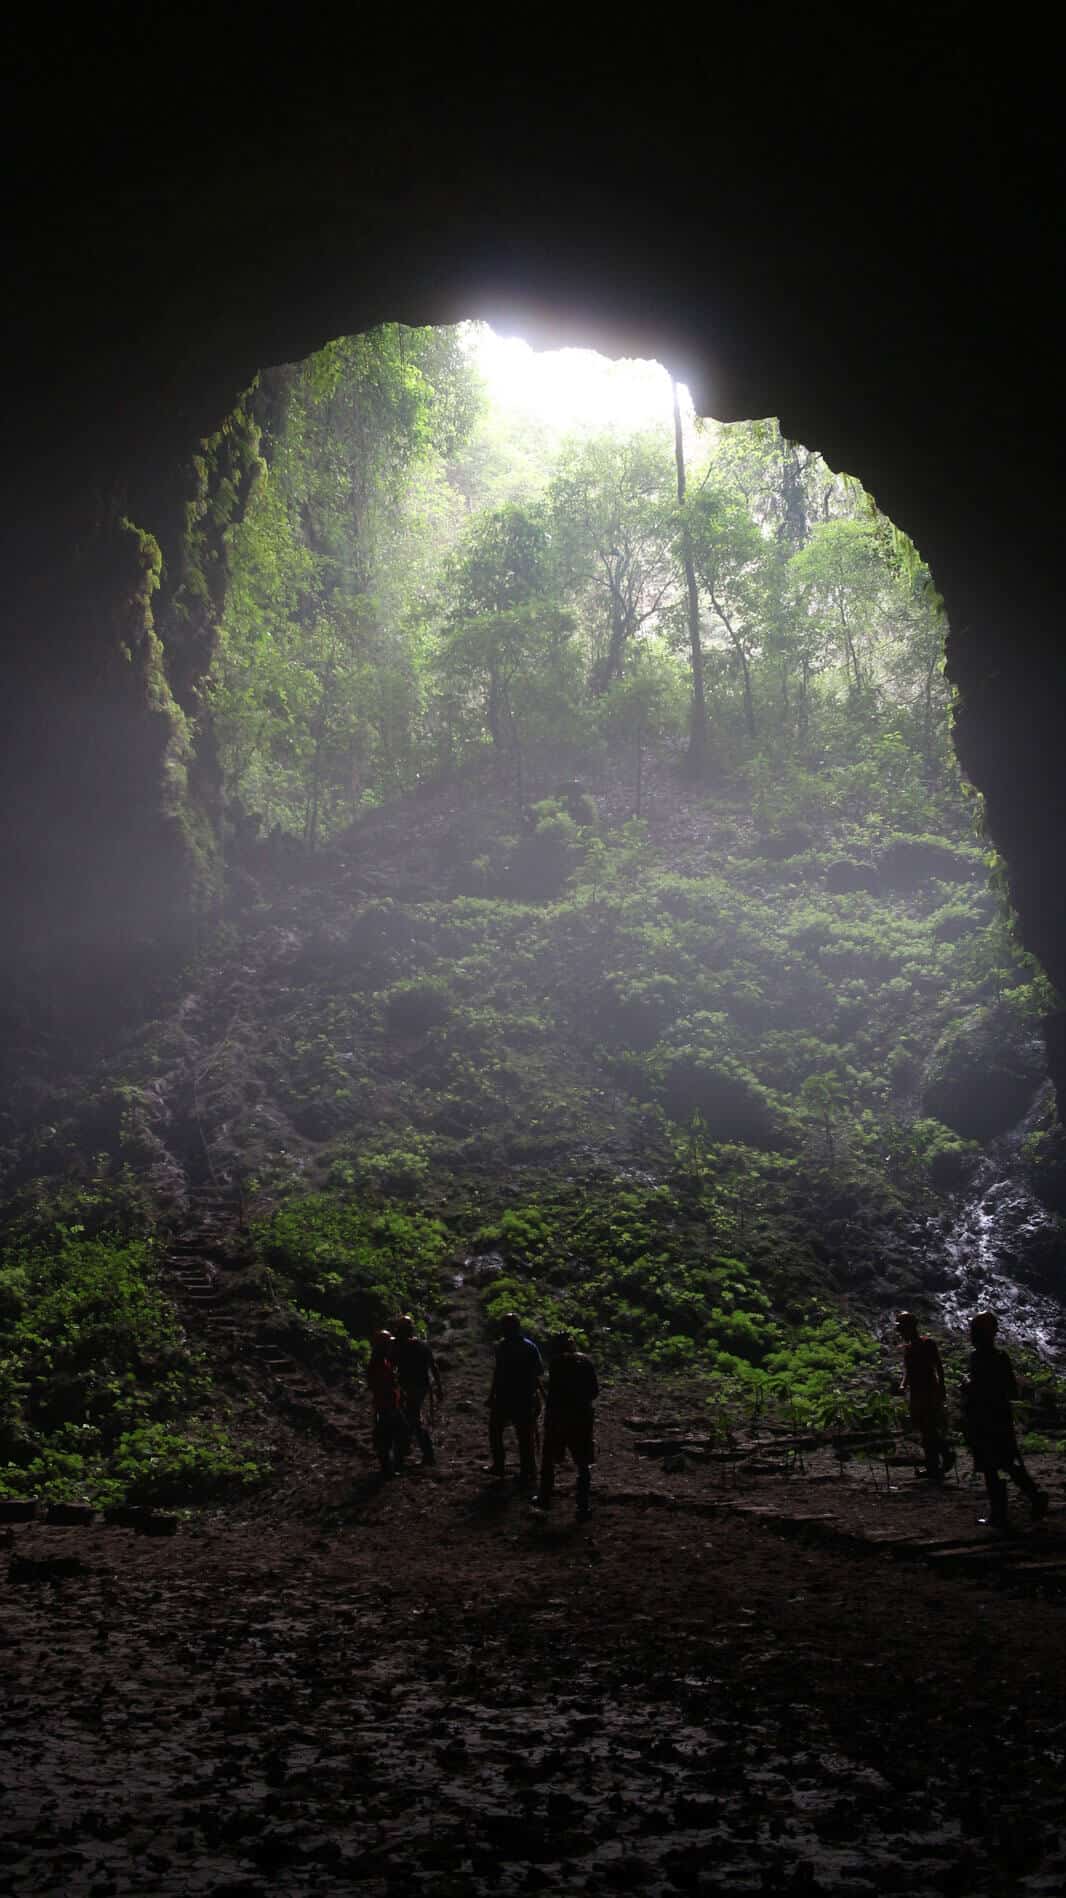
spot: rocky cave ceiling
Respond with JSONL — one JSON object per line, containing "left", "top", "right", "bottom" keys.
{"left": 1, "top": 12, "right": 1064, "bottom": 1076}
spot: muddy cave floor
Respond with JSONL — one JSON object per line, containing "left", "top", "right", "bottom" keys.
{"left": 5, "top": 1245, "right": 1066, "bottom": 1898}
{"left": 6, "top": 1432, "right": 1066, "bottom": 1896}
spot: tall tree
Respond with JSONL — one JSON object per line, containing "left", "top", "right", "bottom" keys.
{"left": 548, "top": 432, "right": 676, "bottom": 692}
{"left": 686, "top": 484, "right": 772, "bottom": 742}
{"left": 211, "top": 324, "right": 481, "bottom": 839}
{"left": 434, "top": 504, "right": 579, "bottom": 797}
{"left": 672, "top": 381, "right": 710, "bottom": 776}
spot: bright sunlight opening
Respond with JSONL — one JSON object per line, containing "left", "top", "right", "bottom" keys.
{"left": 466, "top": 322, "right": 696, "bottom": 437}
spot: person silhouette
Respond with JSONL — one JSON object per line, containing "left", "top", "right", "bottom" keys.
{"left": 392, "top": 1313, "right": 443, "bottom": 1465}
{"left": 485, "top": 1313, "right": 543, "bottom": 1488}
{"left": 896, "top": 1311, "right": 954, "bottom": 1480}
{"left": 961, "top": 1311, "right": 1049, "bottom": 1531}
{"left": 530, "top": 1332, "right": 599, "bottom": 1520}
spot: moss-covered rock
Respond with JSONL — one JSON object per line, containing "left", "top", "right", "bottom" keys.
{"left": 825, "top": 858, "right": 881, "bottom": 894}
{"left": 879, "top": 833, "right": 977, "bottom": 888}
{"left": 756, "top": 824, "right": 814, "bottom": 861}
{"left": 658, "top": 1055, "right": 784, "bottom": 1147}
{"left": 922, "top": 1003, "right": 1045, "bottom": 1140}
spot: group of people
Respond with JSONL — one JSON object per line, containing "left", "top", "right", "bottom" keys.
{"left": 366, "top": 1303, "right": 1048, "bottom": 1535}
{"left": 485, "top": 1313, "right": 599, "bottom": 1517}
{"left": 897, "top": 1308, "right": 1050, "bottom": 1530}
{"left": 366, "top": 1310, "right": 599, "bottom": 1517}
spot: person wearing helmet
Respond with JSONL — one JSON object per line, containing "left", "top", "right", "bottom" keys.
{"left": 366, "top": 1330, "right": 410, "bottom": 1477}
{"left": 392, "top": 1313, "right": 443, "bottom": 1465}
{"left": 961, "top": 1311, "right": 1049, "bottom": 1530}
{"left": 896, "top": 1311, "right": 954, "bottom": 1480}
{"left": 530, "top": 1333, "right": 599, "bottom": 1520}
{"left": 485, "top": 1313, "right": 544, "bottom": 1488}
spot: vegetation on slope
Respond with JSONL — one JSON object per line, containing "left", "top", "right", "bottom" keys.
{"left": 3, "top": 323, "right": 1064, "bottom": 1498}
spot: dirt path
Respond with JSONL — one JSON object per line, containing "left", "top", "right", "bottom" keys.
{"left": 4, "top": 1282, "right": 1066, "bottom": 1897}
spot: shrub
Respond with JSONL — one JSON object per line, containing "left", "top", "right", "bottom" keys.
{"left": 658, "top": 1054, "right": 783, "bottom": 1148}
{"left": 510, "top": 799, "right": 586, "bottom": 899}
{"left": 879, "top": 833, "right": 978, "bottom": 888}
{"left": 825, "top": 858, "right": 881, "bottom": 894}
{"left": 385, "top": 978, "right": 453, "bottom": 1036}
{"left": 922, "top": 1003, "right": 1045, "bottom": 1140}
{"left": 113, "top": 1425, "right": 265, "bottom": 1506}
{"left": 256, "top": 1194, "right": 448, "bottom": 1336}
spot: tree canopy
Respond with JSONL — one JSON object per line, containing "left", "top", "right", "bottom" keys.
{"left": 209, "top": 322, "right": 954, "bottom": 844}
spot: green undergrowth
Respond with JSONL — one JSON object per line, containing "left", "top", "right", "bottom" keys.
{"left": 252, "top": 1193, "right": 451, "bottom": 1366}
{"left": 195, "top": 792, "right": 1045, "bottom": 1213}
{"left": 467, "top": 1175, "right": 886, "bottom": 1430}
{"left": 0, "top": 1180, "right": 266, "bottom": 1505}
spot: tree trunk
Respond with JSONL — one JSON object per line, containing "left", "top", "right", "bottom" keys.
{"left": 635, "top": 729, "right": 644, "bottom": 817}
{"left": 737, "top": 643, "right": 757, "bottom": 741}
{"left": 595, "top": 594, "right": 630, "bottom": 693}
{"left": 673, "top": 381, "right": 710, "bottom": 776}
{"left": 487, "top": 660, "right": 503, "bottom": 752}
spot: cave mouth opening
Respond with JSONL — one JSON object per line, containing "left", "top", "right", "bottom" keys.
{"left": 186, "top": 317, "right": 1060, "bottom": 1262}
{"left": 205, "top": 316, "right": 960, "bottom": 865}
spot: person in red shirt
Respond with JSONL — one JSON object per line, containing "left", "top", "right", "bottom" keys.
{"left": 366, "top": 1330, "right": 410, "bottom": 1477}
{"left": 896, "top": 1311, "right": 954, "bottom": 1481}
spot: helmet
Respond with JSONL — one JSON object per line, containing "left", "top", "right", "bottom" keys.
{"left": 371, "top": 1329, "right": 395, "bottom": 1349}
{"left": 971, "top": 1310, "right": 999, "bottom": 1341}
{"left": 500, "top": 1311, "right": 522, "bottom": 1335}
{"left": 395, "top": 1314, "right": 415, "bottom": 1336}
{"left": 895, "top": 1310, "right": 918, "bottom": 1336}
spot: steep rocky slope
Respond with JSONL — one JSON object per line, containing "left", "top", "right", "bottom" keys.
{"left": 2, "top": 755, "right": 1064, "bottom": 1509}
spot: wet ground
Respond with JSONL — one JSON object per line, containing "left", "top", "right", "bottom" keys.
{"left": 4, "top": 1291, "right": 1066, "bottom": 1898}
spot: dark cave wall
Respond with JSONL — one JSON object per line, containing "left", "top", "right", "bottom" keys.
{"left": 0, "top": 393, "right": 265, "bottom": 1022}
{"left": 3, "top": 19, "right": 1065, "bottom": 1082}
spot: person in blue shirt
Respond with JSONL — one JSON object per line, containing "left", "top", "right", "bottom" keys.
{"left": 485, "top": 1312, "right": 544, "bottom": 1488}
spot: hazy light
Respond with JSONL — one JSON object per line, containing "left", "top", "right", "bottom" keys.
{"left": 467, "top": 323, "right": 694, "bottom": 436}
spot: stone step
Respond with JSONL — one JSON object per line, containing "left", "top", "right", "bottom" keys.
{"left": 46, "top": 1502, "right": 95, "bottom": 1526}
{"left": 0, "top": 1498, "right": 38, "bottom": 1523}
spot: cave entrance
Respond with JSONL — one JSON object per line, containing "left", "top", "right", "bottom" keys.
{"left": 205, "top": 319, "right": 956, "bottom": 860}
{"left": 193, "top": 318, "right": 1053, "bottom": 1242}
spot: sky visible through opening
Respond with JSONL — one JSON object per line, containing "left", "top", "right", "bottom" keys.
{"left": 466, "top": 322, "right": 698, "bottom": 440}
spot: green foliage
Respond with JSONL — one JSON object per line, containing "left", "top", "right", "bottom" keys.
{"left": 470, "top": 1177, "right": 884, "bottom": 1427}
{"left": 0, "top": 1186, "right": 259, "bottom": 1503}
{"left": 255, "top": 1194, "right": 449, "bottom": 1337}
{"left": 112, "top": 1425, "right": 265, "bottom": 1507}
{"left": 212, "top": 343, "right": 962, "bottom": 852}
{"left": 923, "top": 1002, "right": 1045, "bottom": 1140}
{"left": 384, "top": 978, "right": 454, "bottom": 1036}
{"left": 211, "top": 324, "right": 484, "bottom": 843}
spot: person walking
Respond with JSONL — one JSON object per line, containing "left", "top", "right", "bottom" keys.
{"left": 961, "top": 1311, "right": 1049, "bottom": 1531}
{"left": 896, "top": 1311, "right": 954, "bottom": 1480}
{"left": 531, "top": 1333, "right": 599, "bottom": 1520}
{"left": 392, "top": 1313, "right": 443, "bottom": 1465}
{"left": 485, "top": 1313, "right": 544, "bottom": 1488}
{"left": 366, "top": 1330, "right": 410, "bottom": 1477}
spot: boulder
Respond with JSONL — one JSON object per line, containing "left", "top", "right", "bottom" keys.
{"left": 879, "top": 835, "right": 975, "bottom": 888}
{"left": 922, "top": 1004, "right": 1045, "bottom": 1141}
{"left": 825, "top": 858, "right": 881, "bottom": 894}
{"left": 756, "top": 825, "right": 814, "bottom": 861}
